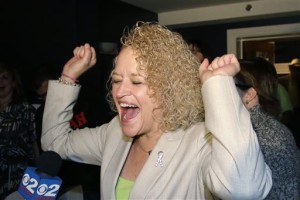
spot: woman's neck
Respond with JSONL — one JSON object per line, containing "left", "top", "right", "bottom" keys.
{"left": 0, "top": 96, "right": 12, "bottom": 111}
{"left": 134, "top": 132, "right": 162, "bottom": 154}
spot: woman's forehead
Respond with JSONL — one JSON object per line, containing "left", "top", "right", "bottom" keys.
{"left": 115, "top": 47, "right": 146, "bottom": 74}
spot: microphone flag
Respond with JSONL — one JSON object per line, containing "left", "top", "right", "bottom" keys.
{"left": 18, "top": 167, "right": 62, "bottom": 200}
{"left": 18, "top": 150, "right": 63, "bottom": 200}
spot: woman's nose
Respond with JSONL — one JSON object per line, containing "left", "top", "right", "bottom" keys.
{"left": 115, "top": 82, "right": 131, "bottom": 98}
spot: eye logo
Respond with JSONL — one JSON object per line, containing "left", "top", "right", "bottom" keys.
{"left": 22, "top": 174, "right": 30, "bottom": 185}
{"left": 37, "top": 184, "right": 48, "bottom": 195}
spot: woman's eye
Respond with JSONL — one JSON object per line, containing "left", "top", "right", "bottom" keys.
{"left": 132, "top": 81, "right": 142, "bottom": 85}
{"left": 112, "top": 80, "right": 121, "bottom": 84}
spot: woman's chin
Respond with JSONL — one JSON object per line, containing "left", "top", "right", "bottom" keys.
{"left": 122, "top": 128, "right": 138, "bottom": 138}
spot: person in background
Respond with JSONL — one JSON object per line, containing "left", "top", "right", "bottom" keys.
{"left": 31, "top": 66, "right": 57, "bottom": 154}
{"left": 32, "top": 66, "right": 57, "bottom": 106}
{"left": 235, "top": 57, "right": 300, "bottom": 200}
{"left": 0, "top": 63, "right": 38, "bottom": 199}
{"left": 286, "top": 58, "right": 300, "bottom": 110}
{"left": 279, "top": 58, "right": 300, "bottom": 148}
{"left": 187, "top": 39, "right": 210, "bottom": 63}
{"left": 276, "top": 82, "right": 294, "bottom": 126}
{"left": 41, "top": 22, "right": 272, "bottom": 199}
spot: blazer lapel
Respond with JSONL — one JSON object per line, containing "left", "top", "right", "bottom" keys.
{"left": 130, "top": 129, "right": 184, "bottom": 198}
{"left": 102, "top": 135, "right": 133, "bottom": 198}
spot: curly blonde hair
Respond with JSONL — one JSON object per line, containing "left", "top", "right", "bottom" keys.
{"left": 107, "top": 21, "right": 204, "bottom": 132}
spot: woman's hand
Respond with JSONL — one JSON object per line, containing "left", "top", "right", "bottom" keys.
{"left": 199, "top": 54, "right": 240, "bottom": 83}
{"left": 61, "top": 43, "right": 97, "bottom": 83}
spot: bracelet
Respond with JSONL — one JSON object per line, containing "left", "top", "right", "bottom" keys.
{"left": 61, "top": 73, "right": 79, "bottom": 83}
{"left": 58, "top": 77, "right": 78, "bottom": 86}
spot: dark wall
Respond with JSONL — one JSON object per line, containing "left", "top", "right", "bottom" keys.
{"left": 0, "top": 0, "right": 157, "bottom": 71}
{"left": 174, "top": 14, "right": 300, "bottom": 61}
{"left": 0, "top": 0, "right": 157, "bottom": 124}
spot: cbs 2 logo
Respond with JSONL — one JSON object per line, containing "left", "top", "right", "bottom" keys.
{"left": 22, "top": 173, "right": 60, "bottom": 197}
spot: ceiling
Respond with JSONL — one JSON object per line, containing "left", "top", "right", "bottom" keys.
{"left": 120, "top": 0, "right": 256, "bottom": 13}
{"left": 119, "top": 0, "right": 300, "bottom": 28}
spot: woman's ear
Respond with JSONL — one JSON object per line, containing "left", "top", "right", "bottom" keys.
{"left": 243, "top": 87, "right": 258, "bottom": 108}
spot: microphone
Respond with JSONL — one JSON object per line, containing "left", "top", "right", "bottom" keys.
{"left": 17, "top": 151, "right": 63, "bottom": 200}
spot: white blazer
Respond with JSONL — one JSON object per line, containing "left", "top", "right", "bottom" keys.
{"left": 42, "top": 75, "right": 272, "bottom": 199}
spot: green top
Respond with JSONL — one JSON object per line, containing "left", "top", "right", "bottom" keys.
{"left": 115, "top": 176, "right": 134, "bottom": 200}
{"left": 277, "top": 83, "right": 293, "bottom": 118}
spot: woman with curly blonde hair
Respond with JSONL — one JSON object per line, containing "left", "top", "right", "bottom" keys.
{"left": 42, "top": 22, "right": 272, "bottom": 199}
{"left": 107, "top": 22, "right": 204, "bottom": 132}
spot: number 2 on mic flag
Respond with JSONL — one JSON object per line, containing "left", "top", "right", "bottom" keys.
{"left": 18, "top": 167, "right": 62, "bottom": 200}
